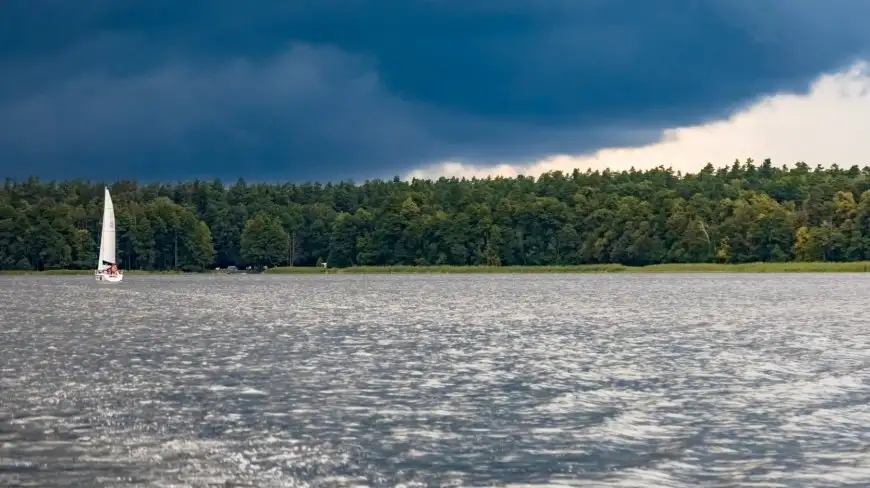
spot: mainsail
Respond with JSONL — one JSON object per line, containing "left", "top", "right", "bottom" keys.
{"left": 97, "top": 187, "right": 116, "bottom": 271}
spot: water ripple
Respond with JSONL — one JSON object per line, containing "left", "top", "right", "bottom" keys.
{"left": 2, "top": 273, "right": 870, "bottom": 487}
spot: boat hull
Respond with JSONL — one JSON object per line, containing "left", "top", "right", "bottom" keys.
{"left": 94, "top": 271, "right": 123, "bottom": 284}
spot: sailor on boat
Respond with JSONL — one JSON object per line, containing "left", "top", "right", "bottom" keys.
{"left": 99, "top": 261, "right": 121, "bottom": 277}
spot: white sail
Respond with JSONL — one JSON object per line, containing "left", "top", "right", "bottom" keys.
{"left": 97, "top": 187, "right": 116, "bottom": 271}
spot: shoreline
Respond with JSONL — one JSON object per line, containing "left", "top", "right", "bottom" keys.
{"left": 4, "top": 261, "right": 870, "bottom": 275}
{"left": 0, "top": 269, "right": 187, "bottom": 276}
{"left": 270, "top": 262, "right": 870, "bottom": 273}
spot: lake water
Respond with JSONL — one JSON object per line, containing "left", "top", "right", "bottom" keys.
{"left": 2, "top": 273, "right": 870, "bottom": 487}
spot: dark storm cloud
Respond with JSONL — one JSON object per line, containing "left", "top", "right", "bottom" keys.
{"left": 1, "top": 0, "right": 869, "bottom": 181}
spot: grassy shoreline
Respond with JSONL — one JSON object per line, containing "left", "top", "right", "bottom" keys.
{"left": 6, "top": 261, "right": 870, "bottom": 275}
{"left": 0, "top": 269, "right": 186, "bottom": 276}
{"left": 269, "top": 262, "right": 870, "bottom": 273}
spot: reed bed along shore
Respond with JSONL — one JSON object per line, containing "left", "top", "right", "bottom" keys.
{"left": 6, "top": 261, "right": 870, "bottom": 275}
{"left": 267, "top": 261, "right": 870, "bottom": 274}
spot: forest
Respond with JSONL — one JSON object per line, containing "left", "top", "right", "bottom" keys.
{"left": 3, "top": 159, "right": 870, "bottom": 271}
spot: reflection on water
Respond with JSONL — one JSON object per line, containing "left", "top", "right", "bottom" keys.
{"left": 2, "top": 273, "right": 870, "bottom": 487}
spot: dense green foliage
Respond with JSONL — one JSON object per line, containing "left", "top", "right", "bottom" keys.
{"left": 5, "top": 159, "right": 870, "bottom": 270}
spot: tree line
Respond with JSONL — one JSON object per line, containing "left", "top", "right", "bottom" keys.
{"left": 3, "top": 159, "right": 870, "bottom": 270}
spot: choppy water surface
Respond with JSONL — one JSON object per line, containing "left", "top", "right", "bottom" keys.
{"left": 2, "top": 273, "right": 870, "bottom": 487}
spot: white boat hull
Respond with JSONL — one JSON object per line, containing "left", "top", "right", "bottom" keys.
{"left": 94, "top": 271, "right": 123, "bottom": 284}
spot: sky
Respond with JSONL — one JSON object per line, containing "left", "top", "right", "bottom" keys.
{"left": 2, "top": 1, "right": 870, "bottom": 182}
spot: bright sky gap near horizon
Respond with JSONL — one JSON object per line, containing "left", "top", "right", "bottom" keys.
{"left": 2, "top": 1, "right": 870, "bottom": 182}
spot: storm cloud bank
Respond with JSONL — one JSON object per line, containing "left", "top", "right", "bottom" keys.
{"left": 1, "top": 1, "right": 869, "bottom": 181}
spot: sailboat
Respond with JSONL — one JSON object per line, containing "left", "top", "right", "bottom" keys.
{"left": 94, "top": 187, "right": 123, "bottom": 283}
